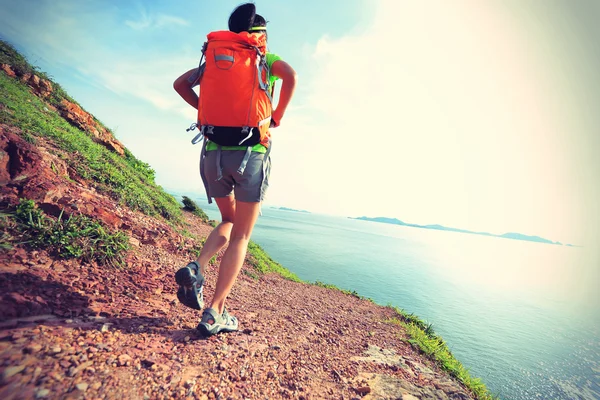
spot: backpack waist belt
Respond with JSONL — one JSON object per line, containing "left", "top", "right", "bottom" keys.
{"left": 192, "top": 122, "right": 270, "bottom": 147}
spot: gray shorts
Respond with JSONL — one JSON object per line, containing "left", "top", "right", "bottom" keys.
{"left": 201, "top": 150, "right": 271, "bottom": 202}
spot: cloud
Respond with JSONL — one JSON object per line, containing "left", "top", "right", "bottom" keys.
{"left": 269, "top": 0, "right": 589, "bottom": 242}
{"left": 91, "top": 55, "right": 199, "bottom": 116}
{"left": 125, "top": 13, "right": 189, "bottom": 30}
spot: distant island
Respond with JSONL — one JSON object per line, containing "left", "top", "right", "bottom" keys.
{"left": 277, "top": 207, "right": 311, "bottom": 214}
{"left": 350, "top": 216, "right": 564, "bottom": 245}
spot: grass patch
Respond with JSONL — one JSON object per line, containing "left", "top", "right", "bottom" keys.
{"left": 181, "top": 196, "right": 209, "bottom": 222}
{"left": 385, "top": 305, "right": 497, "bottom": 400}
{"left": 0, "top": 41, "right": 75, "bottom": 107}
{"left": 0, "top": 44, "right": 183, "bottom": 223}
{"left": 11, "top": 199, "right": 129, "bottom": 267}
{"left": 246, "top": 241, "right": 302, "bottom": 282}
{"left": 313, "top": 281, "right": 369, "bottom": 300}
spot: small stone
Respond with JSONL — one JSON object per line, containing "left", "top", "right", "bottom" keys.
{"left": 184, "top": 336, "right": 190, "bottom": 342}
{"left": 24, "top": 344, "right": 43, "bottom": 354}
{"left": 184, "top": 380, "right": 195, "bottom": 389}
{"left": 118, "top": 354, "right": 132, "bottom": 366}
{"left": 50, "top": 346, "right": 62, "bottom": 354}
{"left": 3, "top": 365, "right": 26, "bottom": 380}
{"left": 65, "top": 319, "right": 74, "bottom": 324}
{"left": 75, "top": 382, "right": 88, "bottom": 392}
{"left": 100, "top": 324, "right": 110, "bottom": 333}
{"left": 355, "top": 386, "right": 371, "bottom": 395}
{"left": 35, "top": 389, "right": 50, "bottom": 399}
{"left": 402, "top": 395, "right": 419, "bottom": 400}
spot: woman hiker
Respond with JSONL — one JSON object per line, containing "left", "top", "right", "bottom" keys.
{"left": 172, "top": 3, "right": 298, "bottom": 336}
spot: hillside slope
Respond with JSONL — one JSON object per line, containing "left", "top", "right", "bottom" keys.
{"left": 0, "top": 41, "right": 489, "bottom": 399}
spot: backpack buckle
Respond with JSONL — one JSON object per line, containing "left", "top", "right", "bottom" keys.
{"left": 191, "top": 125, "right": 204, "bottom": 144}
{"left": 239, "top": 126, "right": 253, "bottom": 145}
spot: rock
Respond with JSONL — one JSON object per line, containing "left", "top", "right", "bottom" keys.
{"left": 35, "top": 388, "right": 50, "bottom": 399}
{"left": 23, "top": 74, "right": 53, "bottom": 97}
{"left": 355, "top": 386, "right": 371, "bottom": 395}
{"left": 3, "top": 365, "right": 25, "bottom": 380}
{"left": 58, "top": 99, "right": 125, "bottom": 156}
{"left": 50, "top": 346, "right": 62, "bottom": 354}
{"left": 24, "top": 344, "right": 43, "bottom": 354}
{"left": 75, "top": 382, "right": 88, "bottom": 392}
{"left": 118, "top": 354, "right": 132, "bottom": 366}
{"left": 402, "top": 395, "right": 419, "bottom": 400}
{"left": 1, "top": 64, "right": 16, "bottom": 78}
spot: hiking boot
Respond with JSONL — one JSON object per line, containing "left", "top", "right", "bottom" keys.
{"left": 196, "top": 308, "right": 238, "bottom": 336}
{"left": 174, "top": 261, "right": 204, "bottom": 310}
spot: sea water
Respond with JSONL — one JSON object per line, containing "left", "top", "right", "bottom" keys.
{"left": 191, "top": 199, "right": 599, "bottom": 400}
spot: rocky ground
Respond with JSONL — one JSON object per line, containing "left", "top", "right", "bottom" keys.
{"left": 0, "top": 210, "right": 474, "bottom": 400}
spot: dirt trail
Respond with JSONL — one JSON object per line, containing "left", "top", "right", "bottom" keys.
{"left": 1, "top": 213, "right": 473, "bottom": 399}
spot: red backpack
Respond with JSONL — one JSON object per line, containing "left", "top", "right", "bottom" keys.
{"left": 194, "top": 30, "right": 272, "bottom": 147}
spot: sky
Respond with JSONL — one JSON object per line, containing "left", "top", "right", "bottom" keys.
{"left": 0, "top": 0, "right": 599, "bottom": 247}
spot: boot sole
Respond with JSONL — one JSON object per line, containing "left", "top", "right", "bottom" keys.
{"left": 197, "top": 321, "right": 238, "bottom": 336}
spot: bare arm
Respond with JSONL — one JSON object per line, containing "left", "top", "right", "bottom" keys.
{"left": 173, "top": 69, "right": 199, "bottom": 109}
{"left": 270, "top": 60, "right": 297, "bottom": 127}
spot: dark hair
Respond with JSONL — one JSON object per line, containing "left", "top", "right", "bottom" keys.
{"left": 252, "top": 14, "right": 267, "bottom": 29}
{"left": 228, "top": 3, "right": 268, "bottom": 37}
{"left": 228, "top": 3, "right": 256, "bottom": 33}
{"left": 251, "top": 14, "right": 268, "bottom": 41}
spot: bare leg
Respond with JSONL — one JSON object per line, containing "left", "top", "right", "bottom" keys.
{"left": 196, "top": 196, "right": 236, "bottom": 275}
{"left": 210, "top": 200, "right": 261, "bottom": 314}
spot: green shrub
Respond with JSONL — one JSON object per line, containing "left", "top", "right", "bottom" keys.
{"left": 181, "top": 196, "right": 209, "bottom": 222}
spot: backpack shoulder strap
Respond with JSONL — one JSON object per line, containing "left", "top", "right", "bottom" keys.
{"left": 187, "top": 41, "right": 208, "bottom": 87}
